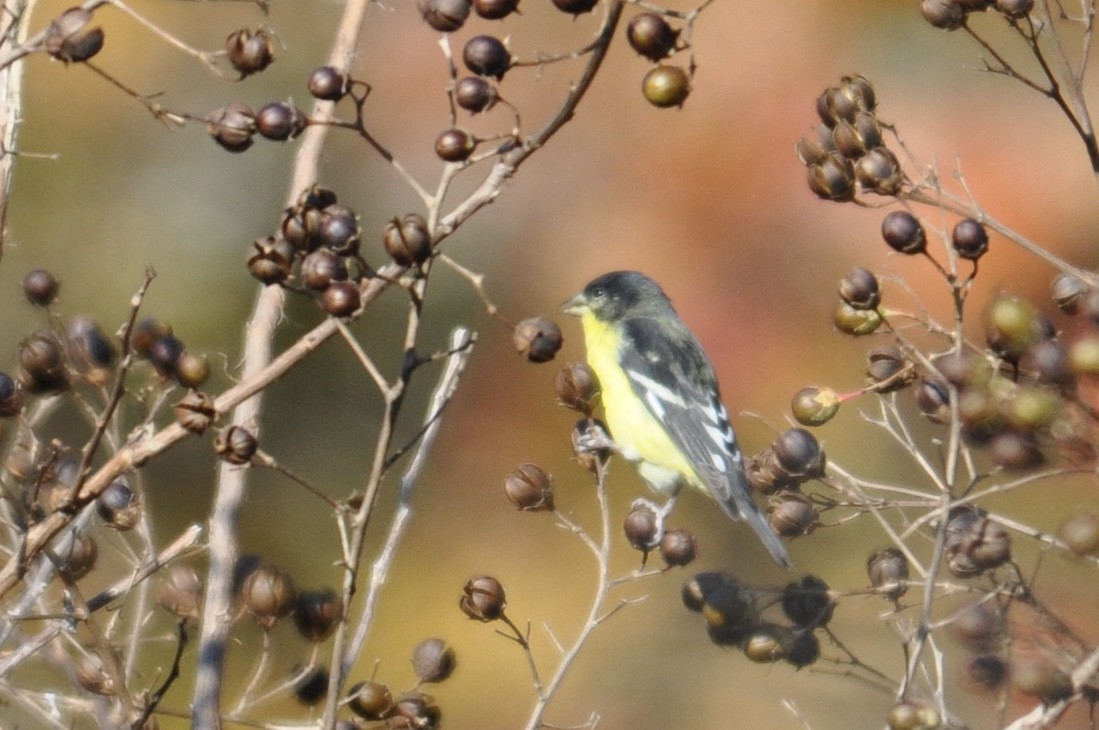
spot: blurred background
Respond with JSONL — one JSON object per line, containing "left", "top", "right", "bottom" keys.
{"left": 4, "top": 0, "right": 1099, "bottom": 727}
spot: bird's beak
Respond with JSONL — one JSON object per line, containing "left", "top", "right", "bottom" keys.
{"left": 562, "top": 292, "right": 588, "bottom": 316}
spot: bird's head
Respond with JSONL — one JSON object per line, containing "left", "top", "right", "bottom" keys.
{"left": 563, "top": 270, "right": 670, "bottom": 323}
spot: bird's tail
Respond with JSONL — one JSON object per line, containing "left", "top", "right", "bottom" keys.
{"left": 717, "top": 467, "right": 792, "bottom": 568}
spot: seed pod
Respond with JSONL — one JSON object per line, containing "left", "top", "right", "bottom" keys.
{"left": 554, "top": 362, "right": 599, "bottom": 415}
{"left": 226, "top": 28, "right": 274, "bottom": 76}
{"left": 746, "top": 447, "right": 798, "bottom": 494}
{"left": 855, "top": 146, "right": 904, "bottom": 195}
{"left": 513, "top": 317, "right": 563, "bottom": 363}
{"left": 23, "top": 269, "right": 60, "bottom": 306}
{"left": 504, "top": 463, "right": 553, "bottom": 511}
{"left": 435, "top": 128, "right": 476, "bottom": 162}
{"left": 421, "top": 0, "right": 471, "bottom": 31}
{"left": 952, "top": 218, "right": 989, "bottom": 261}
{"left": 780, "top": 575, "right": 834, "bottom": 628}
{"left": 473, "top": 0, "right": 519, "bottom": 19}
{"left": 347, "top": 680, "right": 395, "bottom": 720}
{"left": 1051, "top": 273, "right": 1088, "bottom": 314}
{"left": 293, "top": 664, "right": 328, "bottom": 706}
{"left": 627, "top": 13, "right": 679, "bottom": 61}
{"left": 996, "top": 0, "right": 1033, "bottom": 18}
{"left": 301, "top": 249, "right": 349, "bottom": 291}
{"left": 321, "top": 281, "right": 361, "bottom": 318}
{"left": 241, "top": 564, "right": 297, "bottom": 629}
{"left": 642, "top": 65, "right": 690, "bottom": 108}
{"left": 215, "top": 426, "right": 258, "bottom": 465}
{"left": 866, "top": 346, "right": 914, "bottom": 393}
{"left": 950, "top": 601, "right": 1003, "bottom": 652}
{"left": 772, "top": 428, "right": 825, "bottom": 478}
{"left": 552, "top": 0, "right": 598, "bottom": 14}
{"left": 867, "top": 548, "right": 909, "bottom": 600}
{"left": 18, "top": 330, "right": 69, "bottom": 393}
{"left": 623, "top": 504, "right": 659, "bottom": 551}
{"left": 945, "top": 508, "right": 1011, "bottom": 576}
{"left": 681, "top": 571, "right": 739, "bottom": 613}
{"left": 659, "top": 528, "right": 697, "bottom": 567}
{"left": 922, "top": 0, "right": 966, "bottom": 29}
{"left": 43, "top": 8, "right": 104, "bottom": 63}
{"left": 785, "top": 631, "right": 822, "bottom": 669}
{"left": 294, "top": 588, "right": 342, "bottom": 642}
{"left": 175, "top": 391, "right": 217, "bottom": 434}
{"left": 459, "top": 575, "right": 506, "bottom": 621}
{"left": 97, "top": 478, "right": 140, "bottom": 530}
{"left": 393, "top": 692, "right": 441, "bottom": 728}
{"left": 308, "top": 66, "right": 348, "bottom": 101}
{"left": 790, "top": 385, "right": 840, "bottom": 426}
{"left": 744, "top": 625, "right": 786, "bottom": 663}
{"left": 964, "top": 654, "right": 1007, "bottom": 693}
{"left": 0, "top": 371, "right": 23, "bottom": 417}
{"left": 256, "top": 102, "right": 306, "bottom": 141}
{"left": 206, "top": 102, "right": 256, "bottom": 153}
{"left": 316, "top": 204, "right": 360, "bottom": 255}
{"left": 382, "top": 214, "right": 432, "bottom": 265}
{"left": 175, "top": 350, "right": 210, "bottom": 389}
{"left": 838, "top": 266, "right": 881, "bottom": 310}
{"left": 411, "top": 637, "right": 457, "bottom": 683}
{"left": 462, "top": 35, "right": 510, "bottom": 79}
{"left": 768, "top": 491, "right": 819, "bottom": 537}
{"left": 915, "top": 379, "right": 951, "bottom": 424}
{"left": 1058, "top": 512, "right": 1099, "bottom": 556}
{"left": 701, "top": 580, "right": 757, "bottom": 646}
{"left": 454, "top": 76, "right": 497, "bottom": 114}
{"left": 807, "top": 152, "right": 856, "bottom": 202}
{"left": 59, "top": 533, "right": 98, "bottom": 579}
{"left": 881, "top": 210, "right": 926, "bottom": 254}
{"left": 156, "top": 565, "right": 204, "bottom": 619}
{"left": 985, "top": 294, "right": 1039, "bottom": 362}
{"left": 147, "top": 335, "right": 185, "bottom": 378}
{"left": 1011, "top": 653, "right": 1072, "bottom": 702}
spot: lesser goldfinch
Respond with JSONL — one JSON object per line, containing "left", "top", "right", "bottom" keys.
{"left": 564, "top": 270, "right": 791, "bottom": 567}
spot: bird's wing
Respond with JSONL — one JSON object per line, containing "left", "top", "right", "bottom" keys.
{"left": 620, "top": 318, "right": 791, "bottom": 567}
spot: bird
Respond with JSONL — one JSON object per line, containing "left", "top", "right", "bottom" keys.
{"left": 563, "top": 270, "right": 791, "bottom": 567}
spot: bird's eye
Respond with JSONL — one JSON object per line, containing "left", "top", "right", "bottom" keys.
{"left": 590, "top": 286, "right": 605, "bottom": 300}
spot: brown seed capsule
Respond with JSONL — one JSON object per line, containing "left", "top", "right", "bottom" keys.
{"left": 214, "top": 426, "right": 259, "bottom": 465}
{"left": 348, "top": 680, "right": 395, "bottom": 720}
{"left": 175, "top": 350, "right": 210, "bottom": 389}
{"left": 642, "top": 65, "right": 690, "bottom": 108}
{"left": 421, "top": 0, "right": 471, "bottom": 31}
{"left": 746, "top": 447, "right": 797, "bottom": 494}
{"left": 322, "top": 281, "right": 361, "bottom": 318}
{"left": 59, "top": 533, "right": 98, "bottom": 579}
{"left": 43, "top": 8, "right": 104, "bottom": 63}
{"left": 147, "top": 335, "right": 184, "bottom": 378}
{"left": 131, "top": 318, "right": 172, "bottom": 357}
{"left": 950, "top": 601, "right": 1003, "bottom": 652}
{"left": 964, "top": 654, "right": 1007, "bottom": 693}
{"left": 987, "top": 429, "right": 1044, "bottom": 470}
{"left": 256, "top": 102, "right": 306, "bottom": 141}
{"left": 952, "top": 218, "right": 989, "bottom": 261}
{"left": 226, "top": 28, "right": 274, "bottom": 76}
{"left": 768, "top": 491, "right": 818, "bottom": 538}
{"left": 790, "top": 386, "right": 840, "bottom": 426}
{"left": 175, "top": 391, "right": 217, "bottom": 434}
{"left": 294, "top": 588, "right": 342, "bottom": 642}
{"left": 156, "top": 565, "right": 204, "bottom": 619}
{"left": 996, "top": 0, "right": 1033, "bottom": 18}
{"left": 241, "top": 564, "right": 297, "bottom": 629}
{"left": 473, "top": 0, "right": 519, "bottom": 19}
{"left": 393, "top": 692, "right": 441, "bottom": 727}
{"left": 807, "top": 152, "right": 856, "bottom": 202}
{"left": 412, "top": 637, "right": 457, "bottom": 683}
{"left": 23, "top": 269, "right": 60, "bottom": 306}
{"left": 462, "top": 34, "right": 511, "bottom": 79}
{"left": 838, "top": 267, "right": 881, "bottom": 310}
{"left": 881, "top": 210, "right": 926, "bottom": 254}
{"left": 454, "top": 76, "right": 498, "bottom": 114}
{"left": 1058, "top": 512, "right": 1099, "bottom": 555}
{"left": 915, "top": 379, "right": 951, "bottom": 424}
{"left": 623, "top": 504, "right": 660, "bottom": 551}
{"left": 772, "top": 428, "right": 824, "bottom": 478}
{"left": 866, "top": 346, "right": 914, "bottom": 393}
{"left": 985, "top": 294, "right": 1039, "bottom": 362}
{"left": 206, "top": 102, "right": 256, "bottom": 153}
{"left": 504, "top": 463, "right": 553, "bottom": 511}
{"left": 97, "top": 478, "right": 140, "bottom": 530}
{"left": 308, "top": 65, "right": 349, "bottom": 101}
{"left": 434, "top": 128, "right": 476, "bottom": 163}
{"left": 659, "top": 528, "right": 697, "bottom": 567}
{"left": 316, "top": 204, "right": 360, "bottom": 255}
{"left": 459, "top": 575, "right": 506, "bottom": 621}
{"left": 945, "top": 508, "right": 1011, "bottom": 576}
{"left": 922, "top": 0, "right": 966, "bottom": 29}
{"left": 868, "top": 548, "right": 909, "bottom": 600}
{"left": 551, "top": 0, "right": 598, "bottom": 14}
{"left": 513, "top": 317, "right": 563, "bottom": 363}
{"left": 18, "top": 330, "right": 69, "bottom": 393}
{"left": 301, "top": 249, "right": 349, "bottom": 291}
{"left": 627, "top": 13, "right": 679, "bottom": 61}
{"left": 855, "top": 146, "right": 904, "bottom": 195}
{"left": 382, "top": 214, "right": 432, "bottom": 266}
{"left": 554, "top": 362, "right": 600, "bottom": 414}
{"left": 1051, "top": 273, "right": 1088, "bottom": 315}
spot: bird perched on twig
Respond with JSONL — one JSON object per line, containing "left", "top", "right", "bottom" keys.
{"left": 564, "top": 270, "right": 791, "bottom": 568}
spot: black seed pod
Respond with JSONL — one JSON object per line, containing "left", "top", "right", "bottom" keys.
{"left": 474, "top": 0, "right": 519, "bottom": 19}
{"left": 807, "top": 152, "right": 855, "bottom": 202}
{"left": 867, "top": 548, "right": 908, "bottom": 600}
{"left": 293, "top": 665, "right": 328, "bottom": 706}
{"left": 435, "top": 128, "right": 476, "bottom": 162}
{"left": 552, "top": 0, "right": 598, "bottom": 15}
{"left": 659, "top": 528, "right": 697, "bottom": 567}
{"left": 421, "top": 0, "right": 471, "bottom": 31}
{"left": 215, "top": 426, "right": 259, "bottom": 465}
{"left": 18, "top": 330, "right": 68, "bottom": 393}
{"left": 226, "top": 28, "right": 275, "bottom": 76}
{"left": 462, "top": 35, "right": 511, "bottom": 79}
{"left": 772, "top": 428, "right": 824, "bottom": 478}
{"left": 248, "top": 236, "right": 295, "bottom": 285}
{"left": 23, "top": 269, "right": 59, "bottom": 306}
{"left": 97, "top": 478, "right": 140, "bottom": 530}
{"left": 454, "top": 76, "right": 497, "bottom": 114}
{"left": 256, "top": 102, "right": 306, "bottom": 141}
{"left": 294, "top": 588, "right": 342, "bottom": 642}
{"left": 915, "top": 378, "right": 951, "bottom": 424}
{"left": 855, "top": 146, "right": 904, "bottom": 195}
{"left": 308, "top": 66, "right": 348, "bottom": 101}
{"left": 781, "top": 575, "right": 834, "bottom": 628}
{"left": 623, "top": 504, "right": 659, "bottom": 551}
{"left": 627, "top": 13, "right": 679, "bottom": 61}
{"left": 881, "top": 210, "right": 926, "bottom": 254}
{"left": 682, "top": 571, "right": 739, "bottom": 612}
{"left": 838, "top": 267, "right": 880, "bottom": 310}
{"left": 301, "top": 249, "right": 349, "bottom": 291}
{"left": 316, "top": 204, "right": 360, "bottom": 255}
{"left": 922, "top": 0, "right": 967, "bottom": 29}
{"left": 866, "top": 346, "right": 914, "bottom": 393}
{"left": 952, "top": 218, "right": 989, "bottom": 261}
{"left": 0, "top": 371, "right": 23, "bottom": 417}
{"left": 147, "top": 335, "right": 184, "bottom": 377}
{"left": 321, "top": 281, "right": 361, "bottom": 318}
{"left": 768, "top": 491, "right": 819, "bottom": 537}
{"left": 1051, "top": 273, "right": 1088, "bottom": 315}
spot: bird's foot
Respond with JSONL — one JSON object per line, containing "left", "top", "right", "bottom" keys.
{"left": 628, "top": 495, "right": 677, "bottom": 550}
{"left": 572, "top": 418, "right": 618, "bottom": 456}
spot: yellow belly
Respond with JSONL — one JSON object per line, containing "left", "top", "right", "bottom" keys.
{"left": 581, "top": 313, "right": 698, "bottom": 494}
